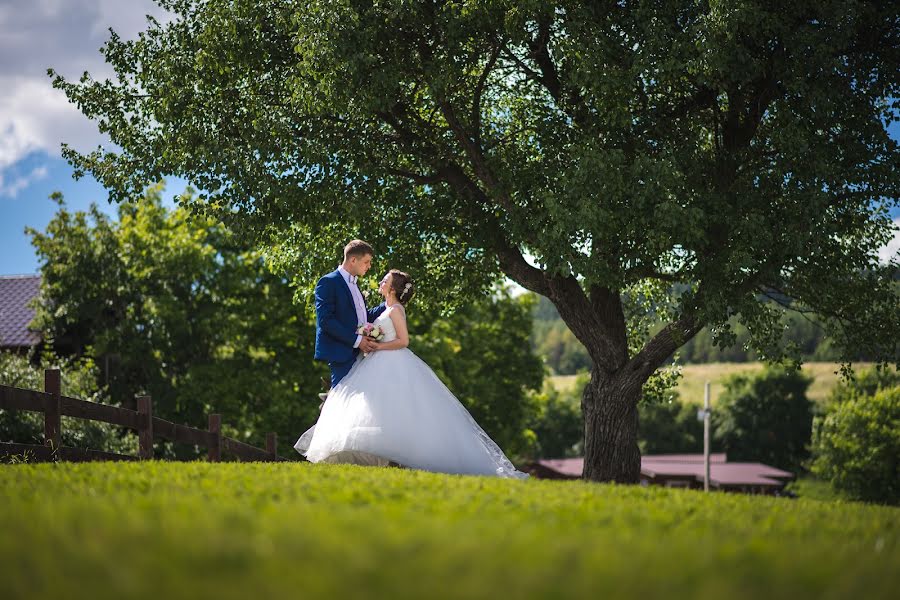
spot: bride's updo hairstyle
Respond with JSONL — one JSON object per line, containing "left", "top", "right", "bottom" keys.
{"left": 389, "top": 269, "right": 415, "bottom": 305}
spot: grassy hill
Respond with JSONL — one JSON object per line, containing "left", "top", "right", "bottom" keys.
{"left": 1, "top": 461, "right": 897, "bottom": 599}
{"left": 550, "top": 362, "right": 876, "bottom": 405}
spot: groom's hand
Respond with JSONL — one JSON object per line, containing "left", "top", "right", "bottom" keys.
{"left": 360, "top": 337, "right": 378, "bottom": 353}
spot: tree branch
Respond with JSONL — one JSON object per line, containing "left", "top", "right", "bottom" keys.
{"left": 383, "top": 167, "right": 445, "bottom": 185}
{"left": 472, "top": 42, "right": 502, "bottom": 148}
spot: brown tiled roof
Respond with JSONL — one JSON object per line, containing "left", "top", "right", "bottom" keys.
{"left": 0, "top": 275, "right": 42, "bottom": 348}
{"left": 530, "top": 454, "right": 794, "bottom": 487}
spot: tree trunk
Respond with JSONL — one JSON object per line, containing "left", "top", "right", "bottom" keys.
{"left": 581, "top": 369, "right": 642, "bottom": 483}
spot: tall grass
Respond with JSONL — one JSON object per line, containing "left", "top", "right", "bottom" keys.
{"left": 1, "top": 461, "right": 897, "bottom": 599}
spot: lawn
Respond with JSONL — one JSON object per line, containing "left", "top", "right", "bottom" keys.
{"left": 550, "top": 362, "right": 877, "bottom": 405}
{"left": 1, "top": 461, "right": 897, "bottom": 599}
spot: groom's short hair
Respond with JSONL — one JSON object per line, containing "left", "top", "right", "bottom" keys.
{"left": 344, "top": 239, "right": 374, "bottom": 260}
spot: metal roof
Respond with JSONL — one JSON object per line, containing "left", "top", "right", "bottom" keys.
{"left": 531, "top": 454, "right": 794, "bottom": 487}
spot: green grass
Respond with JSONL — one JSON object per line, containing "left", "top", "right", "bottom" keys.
{"left": 551, "top": 362, "right": 877, "bottom": 406}
{"left": 1, "top": 462, "right": 898, "bottom": 599}
{"left": 786, "top": 477, "right": 849, "bottom": 503}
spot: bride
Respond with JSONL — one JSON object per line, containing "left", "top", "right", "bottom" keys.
{"left": 294, "top": 269, "right": 529, "bottom": 479}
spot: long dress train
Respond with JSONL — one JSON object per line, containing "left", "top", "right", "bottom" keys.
{"left": 294, "top": 305, "right": 529, "bottom": 479}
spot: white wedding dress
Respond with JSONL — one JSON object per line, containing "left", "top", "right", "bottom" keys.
{"left": 294, "top": 305, "right": 529, "bottom": 479}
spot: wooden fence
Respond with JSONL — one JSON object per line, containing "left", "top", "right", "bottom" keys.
{"left": 0, "top": 369, "right": 286, "bottom": 463}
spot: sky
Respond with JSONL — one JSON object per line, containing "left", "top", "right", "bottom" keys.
{"left": 0, "top": 0, "right": 186, "bottom": 275}
{"left": 0, "top": 1, "right": 898, "bottom": 276}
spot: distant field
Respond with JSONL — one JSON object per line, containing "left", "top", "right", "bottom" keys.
{"left": 1, "top": 462, "right": 898, "bottom": 599}
{"left": 550, "top": 362, "right": 878, "bottom": 405}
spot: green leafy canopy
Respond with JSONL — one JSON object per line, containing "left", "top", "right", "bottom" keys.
{"left": 50, "top": 0, "right": 899, "bottom": 377}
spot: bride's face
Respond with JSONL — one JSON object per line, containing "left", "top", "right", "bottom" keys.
{"left": 378, "top": 273, "right": 392, "bottom": 298}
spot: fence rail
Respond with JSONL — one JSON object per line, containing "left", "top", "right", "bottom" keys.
{"left": 0, "top": 369, "right": 286, "bottom": 463}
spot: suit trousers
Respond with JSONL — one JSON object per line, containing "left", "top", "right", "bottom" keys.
{"left": 328, "top": 356, "right": 357, "bottom": 388}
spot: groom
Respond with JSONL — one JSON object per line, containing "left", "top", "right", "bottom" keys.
{"left": 315, "top": 240, "right": 387, "bottom": 389}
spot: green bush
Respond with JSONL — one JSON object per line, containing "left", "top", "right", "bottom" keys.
{"left": 828, "top": 366, "right": 900, "bottom": 404}
{"left": 812, "top": 386, "right": 899, "bottom": 505}
{"left": 0, "top": 351, "right": 138, "bottom": 456}
{"left": 639, "top": 400, "right": 704, "bottom": 455}
{"left": 712, "top": 365, "right": 813, "bottom": 471}
{"left": 526, "top": 378, "right": 584, "bottom": 459}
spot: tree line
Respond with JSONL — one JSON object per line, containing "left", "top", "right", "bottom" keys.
{"left": 531, "top": 295, "right": 883, "bottom": 375}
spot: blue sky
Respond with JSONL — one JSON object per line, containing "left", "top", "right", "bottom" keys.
{"left": 0, "top": 151, "right": 189, "bottom": 275}
{"left": 0, "top": 2, "right": 898, "bottom": 276}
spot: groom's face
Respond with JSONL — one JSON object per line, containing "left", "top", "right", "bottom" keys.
{"left": 351, "top": 253, "right": 373, "bottom": 277}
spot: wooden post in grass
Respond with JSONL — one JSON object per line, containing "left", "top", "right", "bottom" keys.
{"left": 43, "top": 368, "right": 61, "bottom": 453}
{"left": 208, "top": 414, "right": 222, "bottom": 462}
{"left": 137, "top": 396, "right": 153, "bottom": 459}
{"left": 266, "top": 432, "right": 277, "bottom": 459}
{"left": 703, "top": 381, "right": 711, "bottom": 492}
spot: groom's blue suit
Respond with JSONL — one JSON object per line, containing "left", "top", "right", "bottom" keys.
{"left": 314, "top": 269, "right": 386, "bottom": 388}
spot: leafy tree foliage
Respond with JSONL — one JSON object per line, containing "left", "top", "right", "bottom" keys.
{"left": 712, "top": 365, "right": 813, "bottom": 471}
{"left": 28, "top": 187, "right": 325, "bottom": 458}
{"left": 828, "top": 365, "right": 900, "bottom": 404}
{"left": 51, "top": 0, "right": 900, "bottom": 481}
{"left": 813, "top": 382, "right": 899, "bottom": 505}
{"left": 638, "top": 400, "right": 705, "bottom": 455}
{"left": 26, "top": 188, "right": 546, "bottom": 459}
{"left": 532, "top": 294, "right": 882, "bottom": 373}
{"left": 526, "top": 376, "right": 586, "bottom": 459}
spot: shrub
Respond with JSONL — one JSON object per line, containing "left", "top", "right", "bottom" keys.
{"left": 639, "top": 400, "right": 704, "bottom": 455}
{"left": 527, "top": 378, "right": 584, "bottom": 459}
{"left": 828, "top": 366, "right": 900, "bottom": 404}
{"left": 812, "top": 386, "right": 899, "bottom": 505}
{"left": 712, "top": 365, "right": 813, "bottom": 471}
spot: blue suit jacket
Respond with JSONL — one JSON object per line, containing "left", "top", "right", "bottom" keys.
{"left": 314, "top": 269, "right": 387, "bottom": 363}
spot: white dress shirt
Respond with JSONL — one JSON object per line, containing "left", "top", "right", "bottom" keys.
{"left": 338, "top": 265, "right": 367, "bottom": 349}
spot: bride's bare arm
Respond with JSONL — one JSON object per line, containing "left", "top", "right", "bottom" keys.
{"left": 374, "top": 306, "right": 409, "bottom": 350}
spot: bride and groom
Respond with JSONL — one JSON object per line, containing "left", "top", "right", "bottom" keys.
{"left": 294, "top": 240, "right": 529, "bottom": 479}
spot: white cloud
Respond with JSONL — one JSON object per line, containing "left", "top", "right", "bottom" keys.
{"left": 0, "top": 76, "right": 107, "bottom": 169}
{"left": 0, "top": 164, "right": 49, "bottom": 198}
{"left": 878, "top": 217, "right": 900, "bottom": 265}
{"left": 0, "top": 0, "right": 171, "bottom": 179}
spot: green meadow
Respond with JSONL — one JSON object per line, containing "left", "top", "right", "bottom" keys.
{"left": 1, "top": 461, "right": 897, "bottom": 599}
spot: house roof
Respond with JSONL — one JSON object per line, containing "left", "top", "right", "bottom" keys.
{"left": 642, "top": 453, "right": 728, "bottom": 464}
{"left": 0, "top": 275, "right": 42, "bottom": 348}
{"left": 530, "top": 454, "right": 794, "bottom": 487}
{"left": 641, "top": 460, "right": 794, "bottom": 487}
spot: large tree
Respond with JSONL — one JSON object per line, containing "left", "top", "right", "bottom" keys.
{"left": 51, "top": 0, "right": 899, "bottom": 481}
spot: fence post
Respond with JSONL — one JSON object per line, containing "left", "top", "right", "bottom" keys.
{"left": 137, "top": 396, "right": 153, "bottom": 460}
{"left": 208, "top": 414, "right": 222, "bottom": 462}
{"left": 266, "top": 432, "right": 277, "bottom": 460}
{"left": 43, "top": 368, "right": 61, "bottom": 454}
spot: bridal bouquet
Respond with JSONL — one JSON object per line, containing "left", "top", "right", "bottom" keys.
{"left": 357, "top": 323, "right": 385, "bottom": 357}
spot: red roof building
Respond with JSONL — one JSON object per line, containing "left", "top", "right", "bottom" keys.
{"left": 525, "top": 454, "right": 794, "bottom": 495}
